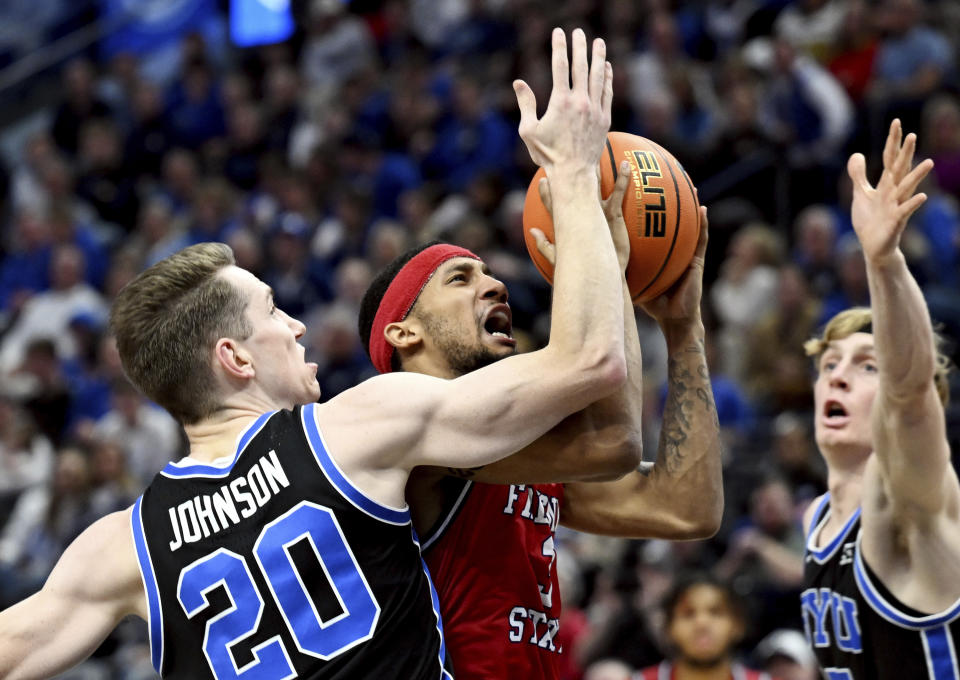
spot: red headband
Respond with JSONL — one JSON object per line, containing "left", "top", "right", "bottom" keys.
{"left": 369, "top": 244, "right": 481, "bottom": 374}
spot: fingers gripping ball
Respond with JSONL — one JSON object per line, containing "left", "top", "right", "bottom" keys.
{"left": 522, "top": 131, "right": 700, "bottom": 302}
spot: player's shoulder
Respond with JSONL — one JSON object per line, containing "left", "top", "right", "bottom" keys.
{"left": 320, "top": 372, "right": 446, "bottom": 418}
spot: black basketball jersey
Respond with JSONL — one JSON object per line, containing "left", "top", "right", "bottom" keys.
{"left": 802, "top": 494, "right": 960, "bottom": 679}
{"left": 130, "top": 404, "right": 452, "bottom": 680}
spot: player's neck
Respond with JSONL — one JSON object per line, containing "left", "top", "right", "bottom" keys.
{"left": 401, "top": 353, "right": 459, "bottom": 380}
{"left": 672, "top": 658, "right": 735, "bottom": 680}
{"left": 825, "top": 462, "right": 867, "bottom": 523}
{"left": 183, "top": 408, "right": 268, "bottom": 464}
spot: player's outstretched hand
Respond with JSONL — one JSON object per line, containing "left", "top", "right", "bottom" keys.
{"left": 513, "top": 28, "right": 612, "bottom": 174}
{"left": 639, "top": 199, "right": 708, "bottom": 327}
{"left": 531, "top": 160, "right": 632, "bottom": 273}
{"left": 847, "top": 118, "right": 934, "bottom": 266}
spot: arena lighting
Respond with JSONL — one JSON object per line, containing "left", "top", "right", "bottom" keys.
{"left": 230, "top": 0, "right": 295, "bottom": 47}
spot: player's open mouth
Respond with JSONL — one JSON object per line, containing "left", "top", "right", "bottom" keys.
{"left": 823, "top": 400, "right": 849, "bottom": 425}
{"left": 482, "top": 305, "right": 515, "bottom": 345}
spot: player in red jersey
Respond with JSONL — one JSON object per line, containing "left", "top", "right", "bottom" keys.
{"left": 637, "top": 575, "right": 773, "bottom": 680}
{"left": 357, "top": 29, "right": 724, "bottom": 680}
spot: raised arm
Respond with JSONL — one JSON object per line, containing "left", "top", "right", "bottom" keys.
{"left": 441, "top": 162, "right": 643, "bottom": 485}
{"left": 559, "top": 205, "right": 724, "bottom": 539}
{"left": 321, "top": 29, "right": 624, "bottom": 484}
{"left": 848, "top": 120, "right": 955, "bottom": 516}
{"left": 0, "top": 509, "right": 145, "bottom": 679}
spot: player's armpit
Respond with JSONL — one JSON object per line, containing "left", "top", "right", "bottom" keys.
{"left": 0, "top": 509, "right": 144, "bottom": 679}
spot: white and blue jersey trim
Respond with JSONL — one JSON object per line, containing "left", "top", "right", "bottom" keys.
{"left": 409, "top": 526, "right": 453, "bottom": 680}
{"left": 131, "top": 496, "right": 164, "bottom": 673}
{"left": 300, "top": 403, "right": 411, "bottom": 526}
{"left": 853, "top": 533, "right": 960, "bottom": 631}
{"left": 922, "top": 625, "right": 960, "bottom": 679}
{"left": 806, "top": 493, "right": 861, "bottom": 565}
{"left": 160, "top": 410, "right": 276, "bottom": 479}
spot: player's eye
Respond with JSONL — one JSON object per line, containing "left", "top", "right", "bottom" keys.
{"left": 863, "top": 363, "right": 877, "bottom": 373}
{"left": 448, "top": 274, "right": 466, "bottom": 284}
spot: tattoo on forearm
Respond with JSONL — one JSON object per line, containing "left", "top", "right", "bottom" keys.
{"left": 446, "top": 465, "right": 486, "bottom": 479}
{"left": 658, "top": 340, "right": 718, "bottom": 474}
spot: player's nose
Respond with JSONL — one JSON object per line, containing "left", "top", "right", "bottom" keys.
{"left": 286, "top": 312, "right": 306, "bottom": 338}
{"left": 828, "top": 365, "right": 850, "bottom": 389}
{"left": 480, "top": 274, "right": 508, "bottom": 303}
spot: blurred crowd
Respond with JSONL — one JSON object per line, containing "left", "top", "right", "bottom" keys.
{"left": 0, "top": 0, "right": 958, "bottom": 678}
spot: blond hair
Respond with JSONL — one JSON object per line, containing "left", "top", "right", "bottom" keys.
{"left": 110, "top": 243, "right": 252, "bottom": 424}
{"left": 804, "top": 307, "right": 951, "bottom": 406}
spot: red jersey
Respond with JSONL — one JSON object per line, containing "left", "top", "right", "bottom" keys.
{"left": 423, "top": 480, "right": 565, "bottom": 680}
{"left": 637, "top": 662, "right": 773, "bottom": 680}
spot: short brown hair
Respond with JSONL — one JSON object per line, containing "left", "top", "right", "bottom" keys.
{"left": 110, "top": 243, "right": 253, "bottom": 424}
{"left": 804, "top": 307, "right": 952, "bottom": 406}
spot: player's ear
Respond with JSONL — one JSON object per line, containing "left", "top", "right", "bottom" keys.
{"left": 384, "top": 318, "right": 423, "bottom": 353}
{"left": 215, "top": 337, "right": 254, "bottom": 379}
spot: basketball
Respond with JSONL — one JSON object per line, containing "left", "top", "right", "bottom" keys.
{"left": 522, "top": 131, "right": 700, "bottom": 303}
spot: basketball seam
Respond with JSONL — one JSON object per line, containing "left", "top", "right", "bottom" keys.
{"left": 632, "top": 142, "right": 684, "bottom": 301}
{"left": 605, "top": 138, "right": 618, "bottom": 182}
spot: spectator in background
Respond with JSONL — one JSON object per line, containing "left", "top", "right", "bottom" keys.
{"left": 262, "top": 213, "right": 328, "bottom": 317}
{"left": 0, "top": 399, "right": 53, "bottom": 516}
{"left": 583, "top": 658, "right": 635, "bottom": 680}
{"left": 922, "top": 94, "right": 960, "bottom": 199}
{"left": 47, "top": 202, "right": 108, "bottom": 289}
{"left": 87, "top": 437, "right": 138, "bottom": 517}
{"left": 715, "top": 477, "right": 805, "bottom": 642}
{"left": 0, "top": 210, "right": 52, "bottom": 314}
{"left": 307, "top": 303, "right": 374, "bottom": 399}
{"left": 158, "top": 148, "right": 201, "bottom": 216}
{"left": 818, "top": 235, "right": 870, "bottom": 324}
{"left": 166, "top": 57, "right": 226, "bottom": 150}
{"left": 0, "top": 446, "right": 92, "bottom": 608}
{"left": 827, "top": 0, "right": 879, "bottom": 105}
{"left": 637, "top": 574, "right": 771, "bottom": 680}
{"left": 125, "top": 80, "right": 174, "bottom": 181}
{"left": 50, "top": 59, "right": 112, "bottom": 158}
{"left": 220, "top": 101, "right": 268, "bottom": 191}
{"left": 184, "top": 177, "right": 239, "bottom": 244}
{"left": 768, "top": 412, "right": 827, "bottom": 502}
{"left": 424, "top": 72, "right": 515, "bottom": 191}
{"left": 753, "top": 629, "right": 818, "bottom": 680}
{"left": 93, "top": 378, "right": 182, "bottom": 488}
{"left": 264, "top": 64, "right": 303, "bottom": 154}
{"left": 743, "top": 264, "right": 821, "bottom": 414}
{"left": 300, "top": 0, "right": 376, "bottom": 101}
{"left": 791, "top": 204, "right": 839, "bottom": 298}
{"left": 711, "top": 223, "right": 782, "bottom": 382}
{"left": 868, "top": 0, "right": 953, "bottom": 139}
{"left": 0, "top": 244, "right": 107, "bottom": 373}
{"left": 761, "top": 36, "right": 853, "bottom": 206}
{"left": 774, "top": 0, "right": 848, "bottom": 63}
{"left": 74, "top": 119, "right": 140, "bottom": 231}
{"left": 130, "top": 196, "right": 189, "bottom": 268}
{"left": 10, "top": 132, "right": 58, "bottom": 216}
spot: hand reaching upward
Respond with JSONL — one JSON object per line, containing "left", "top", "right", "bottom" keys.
{"left": 513, "top": 28, "right": 613, "bottom": 174}
{"left": 847, "top": 119, "right": 934, "bottom": 266}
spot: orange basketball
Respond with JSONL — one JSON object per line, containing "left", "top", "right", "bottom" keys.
{"left": 522, "top": 131, "right": 700, "bottom": 303}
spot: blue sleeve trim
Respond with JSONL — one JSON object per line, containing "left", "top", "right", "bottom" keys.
{"left": 300, "top": 403, "right": 410, "bottom": 525}
{"left": 131, "top": 496, "right": 164, "bottom": 673}
{"left": 854, "top": 534, "right": 960, "bottom": 630}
